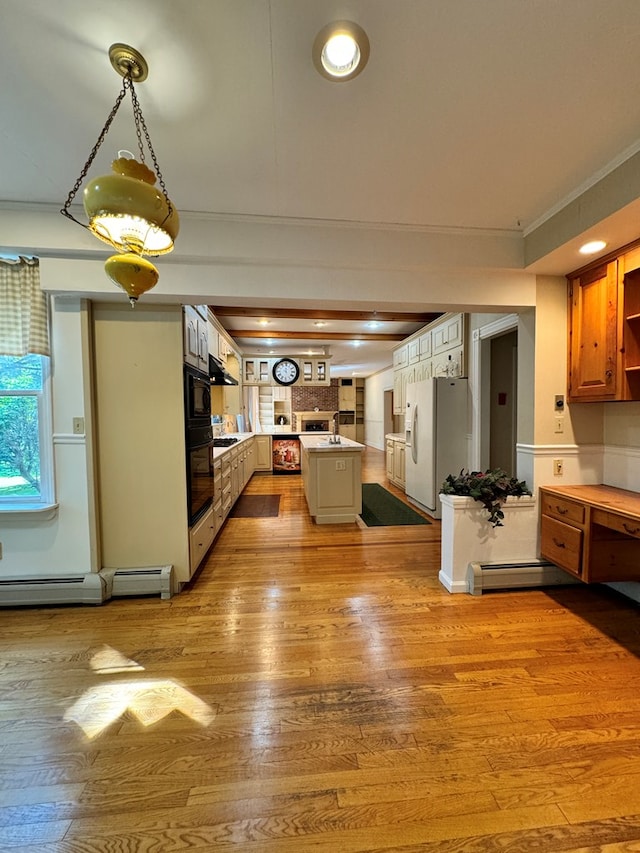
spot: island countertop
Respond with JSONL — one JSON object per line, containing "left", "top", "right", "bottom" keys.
{"left": 298, "top": 434, "right": 365, "bottom": 452}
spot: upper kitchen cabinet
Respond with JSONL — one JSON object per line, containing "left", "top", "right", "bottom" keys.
{"left": 567, "top": 240, "right": 640, "bottom": 403}
{"left": 183, "top": 305, "right": 208, "bottom": 373}
{"left": 567, "top": 261, "right": 620, "bottom": 402}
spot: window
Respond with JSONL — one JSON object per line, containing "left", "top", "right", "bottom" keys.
{"left": 0, "top": 353, "right": 53, "bottom": 509}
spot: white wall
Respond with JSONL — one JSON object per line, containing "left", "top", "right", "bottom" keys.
{"left": 1, "top": 297, "right": 97, "bottom": 577}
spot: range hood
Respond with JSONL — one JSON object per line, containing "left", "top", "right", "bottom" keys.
{"left": 209, "top": 355, "right": 238, "bottom": 386}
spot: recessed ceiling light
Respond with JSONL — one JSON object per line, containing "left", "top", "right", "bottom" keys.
{"left": 367, "top": 321, "right": 380, "bottom": 329}
{"left": 313, "top": 21, "right": 370, "bottom": 82}
{"left": 258, "top": 319, "right": 270, "bottom": 326}
{"left": 314, "top": 321, "right": 327, "bottom": 327}
{"left": 579, "top": 240, "right": 607, "bottom": 255}
{"left": 352, "top": 340, "right": 362, "bottom": 347}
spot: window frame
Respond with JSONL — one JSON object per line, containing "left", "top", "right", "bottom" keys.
{"left": 0, "top": 354, "right": 56, "bottom": 515}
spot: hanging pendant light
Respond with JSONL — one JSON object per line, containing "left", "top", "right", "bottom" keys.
{"left": 61, "top": 44, "right": 179, "bottom": 306}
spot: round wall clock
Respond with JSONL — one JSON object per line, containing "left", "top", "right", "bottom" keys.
{"left": 272, "top": 358, "right": 300, "bottom": 386}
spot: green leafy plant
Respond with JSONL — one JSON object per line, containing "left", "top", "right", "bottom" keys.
{"left": 440, "top": 468, "right": 532, "bottom": 528}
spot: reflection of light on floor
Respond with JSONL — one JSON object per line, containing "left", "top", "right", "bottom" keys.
{"left": 90, "top": 645, "right": 145, "bottom": 674}
{"left": 64, "top": 646, "right": 215, "bottom": 739}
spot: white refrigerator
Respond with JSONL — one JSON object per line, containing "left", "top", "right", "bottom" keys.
{"left": 404, "top": 377, "right": 468, "bottom": 519}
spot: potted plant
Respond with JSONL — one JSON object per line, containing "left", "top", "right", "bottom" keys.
{"left": 440, "top": 468, "right": 532, "bottom": 528}
{"left": 438, "top": 469, "right": 537, "bottom": 593}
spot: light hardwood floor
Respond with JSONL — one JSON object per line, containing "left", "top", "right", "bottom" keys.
{"left": 3, "top": 447, "right": 640, "bottom": 851}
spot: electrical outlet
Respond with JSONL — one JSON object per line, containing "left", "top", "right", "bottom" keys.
{"left": 553, "top": 459, "right": 564, "bottom": 476}
{"left": 72, "top": 417, "right": 85, "bottom": 435}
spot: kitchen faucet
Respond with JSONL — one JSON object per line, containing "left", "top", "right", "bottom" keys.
{"left": 330, "top": 412, "right": 341, "bottom": 443}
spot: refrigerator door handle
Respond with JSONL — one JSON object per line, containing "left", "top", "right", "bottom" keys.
{"left": 411, "top": 405, "right": 418, "bottom": 465}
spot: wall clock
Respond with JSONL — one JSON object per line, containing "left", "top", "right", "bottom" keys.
{"left": 272, "top": 358, "right": 300, "bottom": 386}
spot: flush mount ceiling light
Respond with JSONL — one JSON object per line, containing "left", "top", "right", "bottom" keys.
{"left": 312, "top": 21, "right": 370, "bottom": 82}
{"left": 60, "top": 44, "right": 179, "bottom": 306}
{"left": 579, "top": 240, "right": 607, "bottom": 255}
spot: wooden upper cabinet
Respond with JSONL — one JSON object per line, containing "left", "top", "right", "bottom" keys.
{"left": 568, "top": 261, "right": 621, "bottom": 401}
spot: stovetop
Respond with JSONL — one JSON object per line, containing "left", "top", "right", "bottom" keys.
{"left": 213, "top": 437, "right": 239, "bottom": 447}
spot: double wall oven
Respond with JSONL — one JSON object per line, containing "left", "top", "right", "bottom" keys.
{"left": 184, "top": 364, "right": 214, "bottom": 525}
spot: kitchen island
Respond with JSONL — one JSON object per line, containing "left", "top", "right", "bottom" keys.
{"left": 299, "top": 434, "right": 365, "bottom": 524}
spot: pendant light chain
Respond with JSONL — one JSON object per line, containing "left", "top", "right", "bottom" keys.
{"left": 60, "top": 80, "right": 129, "bottom": 226}
{"left": 61, "top": 71, "right": 173, "bottom": 225}
{"left": 127, "top": 78, "right": 173, "bottom": 217}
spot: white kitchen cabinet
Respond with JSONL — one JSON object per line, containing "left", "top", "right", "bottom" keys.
{"left": 183, "top": 305, "right": 208, "bottom": 373}
{"left": 419, "top": 330, "right": 432, "bottom": 361}
{"left": 254, "top": 435, "right": 272, "bottom": 470}
{"left": 189, "top": 506, "right": 215, "bottom": 575}
{"left": 393, "top": 345, "right": 408, "bottom": 369}
{"left": 408, "top": 338, "right": 420, "bottom": 364}
{"left": 385, "top": 435, "right": 406, "bottom": 489}
{"left": 243, "top": 357, "right": 273, "bottom": 384}
{"left": 432, "top": 313, "right": 463, "bottom": 355}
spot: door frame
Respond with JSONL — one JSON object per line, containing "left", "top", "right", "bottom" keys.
{"left": 470, "top": 313, "right": 519, "bottom": 471}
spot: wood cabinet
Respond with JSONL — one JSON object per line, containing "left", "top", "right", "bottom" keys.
{"left": 540, "top": 484, "right": 640, "bottom": 583}
{"left": 567, "top": 261, "right": 620, "bottom": 401}
{"left": 566, "top": 240, "right": 640, "bottom": 403}
{"left": 189, "top": 506, "right": 216, "bottom": 575}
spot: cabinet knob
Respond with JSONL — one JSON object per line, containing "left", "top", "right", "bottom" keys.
{"left": 623, "top": 523, "right": 640, "bottom": 536}
{"left": 555, "top": 505, "right": 568, "bottom": 515}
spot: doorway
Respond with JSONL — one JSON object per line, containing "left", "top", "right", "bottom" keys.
{"left": 471, "top": 314, "right": 519, "bottom": 474}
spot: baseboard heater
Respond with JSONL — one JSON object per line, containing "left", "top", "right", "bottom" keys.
{"left": 466, "top": 559, "right": 580, "bottom": 596}
{"left": 0, "top": 573, "right": 106, "bottom": 606}
{"left": 0, "top": 566, "right": 174, "bottom": 606}
{"left": 100, "top": 566, "right": 174, "bottom": 600}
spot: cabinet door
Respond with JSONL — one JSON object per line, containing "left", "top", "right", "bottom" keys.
{"left": 386, "top": 440, "right": 394, "bottom": 479}
{"left": 197, "top": 317, "right": 209, "bottom": 372}
{"left": 183, "top": 306, "right": 200, "bottom": 368}
{"left": 568, "top": 261, "right": 620, "bottom": 401}
{"left": 408, "top": 339, "right": 420, "bottom": 364}
{"left": 394, "top": 442, "right": 405, "bottom": 487}
{"left": 393, "top": 371, "right": 404, "bottom": 415}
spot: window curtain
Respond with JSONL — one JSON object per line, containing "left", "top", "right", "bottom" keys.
{"left": 0, "top": 256, "right": 50, "bottom": 357}
{"left": 243, "top": 385, "right": 261, "bottom": 432}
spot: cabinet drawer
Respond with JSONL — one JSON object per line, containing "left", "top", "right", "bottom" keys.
{"left": 189, "top": 507, "right": 215, "bottom": 573}
{"left": 541, "top": 493, "right": 585, "bottom": 526}
{"left": 592, "top": 509, "right": 640, "bottom": 539}
{"left": 541, "top": 516, "right": 583, "bottom": 576}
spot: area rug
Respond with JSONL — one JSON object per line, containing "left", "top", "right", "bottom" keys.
{"left": 360, "top": 483, "right": 431, "bottom": 527}
{"left": 229, "top": 494, "right": 281, "bottom": 518}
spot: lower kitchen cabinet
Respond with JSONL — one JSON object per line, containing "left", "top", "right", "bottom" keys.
{"left": 254, "top": 434, "right": 272, "bottom": 470}
{"left": 386, "top": 434, "right": 406, "bottom": 489}
{"left": 189, "top": 506, "right": 216, "bottom": 575}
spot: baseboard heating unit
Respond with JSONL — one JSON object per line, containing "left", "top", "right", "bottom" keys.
{"left": 0, "top": 566, "right": 174, "bottom": 606}
{"left": 100, "top": 566, "right": 174, "bottom": 600}
{"left": 0, "top": 573, "right": 106, "bottom": 606}
{"left": 466, "top": 559, "right": 579, "bottom": 596}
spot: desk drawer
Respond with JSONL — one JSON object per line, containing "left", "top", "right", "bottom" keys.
{"left": 541, "top": 515, "right": 583, "bottom": 576}
{"left": 592, "top": 509, "right": 640, "bottom": 539}
{"left": 541, "top": 493, "right": 585, "bottom": 526}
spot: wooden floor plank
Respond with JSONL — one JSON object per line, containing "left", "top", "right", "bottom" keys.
{"left": 4, "top": 446, "right": 640, "bottom": 851}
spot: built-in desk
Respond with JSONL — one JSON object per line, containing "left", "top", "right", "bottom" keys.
{"left": 540, "top": 484, "right": 640, "bottom": 583}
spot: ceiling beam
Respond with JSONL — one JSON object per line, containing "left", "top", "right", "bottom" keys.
{"left": 209, "top": 306, "right": 441, "bottom": 323}
{"left": 231, "top": 330, "right": 406, "bottom": 341}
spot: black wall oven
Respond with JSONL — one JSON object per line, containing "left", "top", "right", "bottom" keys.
{"left": 184, "top": 364, "right": 214, "bottom": 525}
{"left": 184, "top": 364, "right": 211, "bottom": 427}
{"left": 186, "top": 423, "right": 214, "bottom": 525}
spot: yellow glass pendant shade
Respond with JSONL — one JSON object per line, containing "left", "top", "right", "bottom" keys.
{"left": 83, "top": 157, "right": 179, "bottom": 255}
{"left": 104, "top": 252, "right": 159, "bottom": 306}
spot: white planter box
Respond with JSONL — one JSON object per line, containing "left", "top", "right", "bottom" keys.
{"left": 439, "top": 493, "right": 538, "bottom": 593}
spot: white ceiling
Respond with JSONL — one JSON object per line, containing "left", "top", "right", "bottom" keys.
{"left": 3, "top": 0, "right": 640, "bottom": 375}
